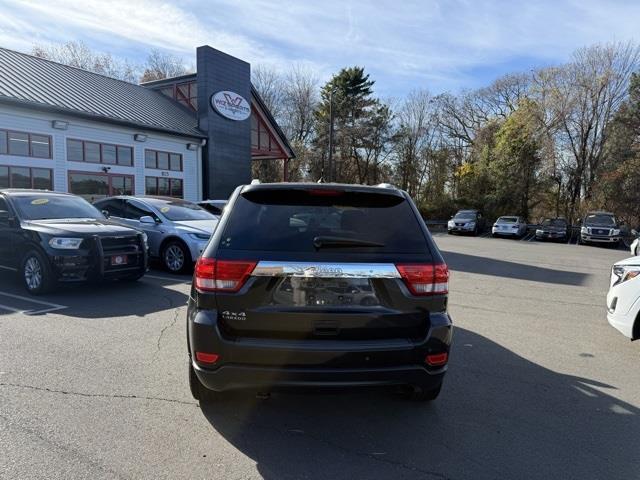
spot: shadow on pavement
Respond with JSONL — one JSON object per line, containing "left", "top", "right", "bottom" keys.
{"left": 0, "top": 269, "right": 190, "bottom": 319}
{"left": 200, "top": 328, "right": 639, "bottom": 480}
{"left": 441, "top": 250, "right": 590, "bottom": 286}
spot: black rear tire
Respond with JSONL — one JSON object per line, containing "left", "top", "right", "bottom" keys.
{"left": 402, "top": 383, "right": 442, "bottom": 402}
{"left": 20, "top": 250, "right": 54, "bottom": 295}
{"left": 189, "top": 359, "right": 217, "bottom": 403}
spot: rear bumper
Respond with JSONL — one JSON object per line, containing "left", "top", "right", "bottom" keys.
{"left": 492, "top": 228, "right": 520, "bottom": 236}
{"left": 535, "top": 231, "right": 567, "bottom": 240}
{"left": 193, "top": 362, "right": 445, "bottom": 391}
{"left": 188, "top": 308, "right": 452, "bottom": 391}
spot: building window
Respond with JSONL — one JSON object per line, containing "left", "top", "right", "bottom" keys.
{"left": 0, "top": 129, "right": 52, "bottom": 158}
{"left": 144, "top": 149, "right": 182, "bottom": 171}
{"left": 145, "top": 176, "right": 183, "bottom": 198}
{"left": 67, "top": 139, "right": 133, "bottom": 166}
{"left": 0, "top": 165, "right": 52, "bottom": 189}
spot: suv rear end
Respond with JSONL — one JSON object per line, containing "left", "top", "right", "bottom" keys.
{"left": 187, "top": 183, "right": 452, "bottom": 401}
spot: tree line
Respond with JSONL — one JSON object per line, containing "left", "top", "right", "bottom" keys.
{"left": 30, "top": 40, "right": 640, "bottom": 223}
{"left": 253, "top": 42, "right": 640, "bottom": 225}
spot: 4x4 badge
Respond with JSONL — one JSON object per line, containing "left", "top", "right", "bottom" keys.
{"left": 221, "top": 311, "right": 246, "bottom": 321}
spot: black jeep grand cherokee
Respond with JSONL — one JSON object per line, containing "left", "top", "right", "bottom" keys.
{"left": 0, "top": 190, "right": 148, "bottom": 294}
{"left": 187, "top": 183, "right": 452, "bottom": 402}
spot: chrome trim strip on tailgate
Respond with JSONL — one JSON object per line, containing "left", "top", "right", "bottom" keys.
{"left": 252, "top": 261, "right": 401, "bottom": 278}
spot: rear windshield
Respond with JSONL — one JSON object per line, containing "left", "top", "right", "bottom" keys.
{"left": 542, "top": 218, "right": 567, "bottom": 227}
{"left": 219, "top": 189, "right": 429, "bottom": 253}
{"left": 497, "top": 216, "right": 518, "bottom": 223}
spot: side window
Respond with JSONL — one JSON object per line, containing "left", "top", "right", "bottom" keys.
{"left": 0, "top": 197, "right": 10, "bottom": 226}
{"left": 97, "top": 199, "right": 125, "bottom": 218}
{"left": 125, "top": 200, "right": 158, "bottom": 222}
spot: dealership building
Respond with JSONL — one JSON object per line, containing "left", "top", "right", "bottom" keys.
{"left": 0, "top": 45, "right": 294, "bottom": 202}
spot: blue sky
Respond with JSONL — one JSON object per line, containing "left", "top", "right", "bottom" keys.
{"left": 0, "top": 0, "right": 638, "bottom": 97}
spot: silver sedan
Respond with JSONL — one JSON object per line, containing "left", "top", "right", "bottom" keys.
{"left": 94, "top": 196, "right": 218, "bottom": 273}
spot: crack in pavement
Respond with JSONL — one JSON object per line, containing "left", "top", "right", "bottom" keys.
{"left": 0, "top": 382, "right": 197, "bottom": 407}
{"left": 153, "top": 306, "right": 182, "bottom": 360}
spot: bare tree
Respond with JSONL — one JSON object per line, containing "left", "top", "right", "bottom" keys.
{"left": 393, "top": 90, "right": 440, "bottom": 196}
{"left": 252, "top": 65, "right": 285, "bottom": 120}
{"left": 542, "top": 42, "right": 640, "bottom": 217}
{"left": 139, "top": 49, "right": 191, "bottom": 83}
{"left": 32, "top": 41, "right": 139, "bottom": 83}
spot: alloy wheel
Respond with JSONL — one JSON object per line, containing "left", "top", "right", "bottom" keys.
{"left": 165, "top": 245, "right": 185, "bottom": 272}
{"left": 24, "top": 256, "right": 43, "bottom": 291}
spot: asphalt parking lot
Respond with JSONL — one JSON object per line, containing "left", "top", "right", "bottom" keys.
{"left": 1, "top": 235, "right": 638, "bottom": 480}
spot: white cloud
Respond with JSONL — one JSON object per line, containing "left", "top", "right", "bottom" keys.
{"left": 0, "top": 0, "right": 638, "bottom": 94}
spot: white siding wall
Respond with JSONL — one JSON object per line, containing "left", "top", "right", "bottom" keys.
{"left": 0, "top": 105, "right": 202, "bottom": 202}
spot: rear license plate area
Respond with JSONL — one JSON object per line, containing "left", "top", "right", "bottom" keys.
{"left": 274, "top": 277, "right": 379, "bottom": 307}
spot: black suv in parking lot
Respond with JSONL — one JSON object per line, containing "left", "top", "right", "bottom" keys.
{"left": 0, "top": 190, "right": 148, "bottom": 294}
{"left": 187, "top": 183, "right": 452, "bottom": 402}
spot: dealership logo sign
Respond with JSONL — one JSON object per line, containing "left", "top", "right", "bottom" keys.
{"left": 211, "top": 91, "right": 251, "bottom": 121}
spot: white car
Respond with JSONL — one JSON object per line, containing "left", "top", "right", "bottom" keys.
{"left": 607, "top": 256, "right": 640, "bottom": 340}
{"left": 492, "top": 216, "right": 527, "bottom": 238}
{"left": 630, "top": 230, "right": 639, "bottom": 256}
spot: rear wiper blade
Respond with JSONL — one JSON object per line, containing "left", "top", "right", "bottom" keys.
{"left": 313, "top": 235, "right": 385, "bottom": 249}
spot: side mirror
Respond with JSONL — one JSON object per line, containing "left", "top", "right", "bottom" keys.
{"left": 632, "top": 229, "right": 638, "bottom": 237}
{"left": 139, "top": 215, "right": 157, "bottom": 225}
{"left": 101, "top": 210, "right": 110, "bottom": 219}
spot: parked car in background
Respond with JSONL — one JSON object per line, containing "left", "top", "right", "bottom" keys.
{"left": 491, "top": 216, "right": 527, "bottom": 238}
{"left": 447, "top": 209, "right": 485, "bottom": 236}
{"left": 188, "top": 183, "right": 452, "bottom": 402}
{"left": 607, "top": 256, "right": 640, "bottom": 340}
{"left": 94, "top": 196, "right": 218, "bottom": 273}
{"left": 198, "top": 200, "right": 227, "bottom": 218}
{"left": 580, "top": 211, "right": 623, "bottom": 246}
{"left": 0, "top": 190, "right": 148, "bottom": 294}
{"left": 535, "top": 217, "right": 570, "bottom": 242}
{"left": 630, "top": 230, "right": 639, "bottom": 256}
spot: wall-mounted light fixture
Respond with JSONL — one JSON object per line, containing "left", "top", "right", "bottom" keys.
{"left": 134, "top": 133, "right": 147, "bottom": 142}
{"left": 200, "top": 139, "right": 207, "bottom": 147}
{"left": 52, "top": 120, "right": 68, "bottom": 130}
{"left": 186, "top": 143, "right": 199, "bottom": 151}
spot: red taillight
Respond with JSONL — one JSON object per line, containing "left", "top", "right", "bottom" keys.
{"left": 196, "top": 352, "right": 220, "bottom": 364}
{"left": 396, "top": 263, "right": 449, "bottom": 295}
{"left": 426, "top": 352, "right": 448, "bottom": 366}
{"left": 194, "top": 258, "right": 257, "bottom": 292}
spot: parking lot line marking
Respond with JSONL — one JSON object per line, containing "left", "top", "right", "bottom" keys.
{"left": 0, "top": 292, "right": 68, "bottom": 316}
{"left": 520, "top": 232, "right": 535, "bottom": 242}
{"left": 0, "top": 303, "right": 23, "bottom": 313}
{"left": 527, "top": 233, "right": 537, "bottom": 242}
{"left": 145, "top": 274, "right": 191, "bottom": 284}
{"left": 0, "top": 291, "right": 66, "bottom": 309}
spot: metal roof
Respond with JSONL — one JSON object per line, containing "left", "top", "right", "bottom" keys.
{"left": 0, "top": 48, "right": 204, "bottom": 138}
